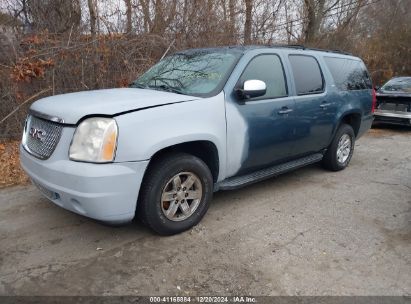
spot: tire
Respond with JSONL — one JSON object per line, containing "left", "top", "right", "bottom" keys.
{"left": 322, "top": 123, "right": 355, "bottom": 171}
{"left": 137, "top": 152, "right": 213, "bottom": 235}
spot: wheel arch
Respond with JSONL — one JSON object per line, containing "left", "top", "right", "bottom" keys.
{"left": 145, "top": 140, "right": 220, "bottom": 183}
{"left": 335, "top": 110, "right": 362, "bottom": 138}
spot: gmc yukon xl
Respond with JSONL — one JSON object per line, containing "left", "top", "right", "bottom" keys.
{"left": 20, "top": 46, "right": 375, "bottom": 235}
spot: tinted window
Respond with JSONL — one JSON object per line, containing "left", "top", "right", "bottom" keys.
{"left": 324, "top": 57, "right": 372, "bottom": 91}
{"left": 239, "top": 54, "right": 287, "bottom": 99}
{"left": 289, "top": 55, "right": 324, "bottom": 95}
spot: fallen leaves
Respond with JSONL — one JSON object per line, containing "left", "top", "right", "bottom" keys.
{"left": 11, "top": 58, "right": 55, "bottom": 82}
{"left": 0, "top": 140, "right": 29, "bottom": 188}
{"left": 117, "top": 78, "right": 130, "bottom": 88}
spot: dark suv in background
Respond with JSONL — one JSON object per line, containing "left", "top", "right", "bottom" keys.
{"left": 374, "top": 77, "right": 411, "bottom": 126}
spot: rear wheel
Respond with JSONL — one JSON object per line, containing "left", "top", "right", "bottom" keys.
{"left": 138, "top": 153, "right": 213, "bottom": 235}
{"left": 322, "top": 124, "right": 355, "bottom": 171}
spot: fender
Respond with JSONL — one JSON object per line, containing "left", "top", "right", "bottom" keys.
{"left": 331, "top": 108, "right": 362, "bottom": 143}
{"left": 114, "top": 92, "right": 228, "bottom": 181}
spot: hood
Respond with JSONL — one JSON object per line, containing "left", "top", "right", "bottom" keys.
{"left": 30, "top": 88, "right": 200, "bottom": 124}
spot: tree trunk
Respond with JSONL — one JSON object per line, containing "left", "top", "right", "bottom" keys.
{"left": 152, "top": 0, "right": 165, "bottom": 34}
{"left": 140, "top": 0, "right": 151, "bottom": 32}
{"left": 124, "top": 0, "right": 132, "bottom": 33}
{"left": 304, "top": 0, "right": 325, "bottom": 45}
{"left": 284, "top": 1, "right": 291, "bottom": 44}
{"left": 205, "top": 0, "right": 214, "bottom": 43}
{"left": 21, "top": 0, "right": 31, "bottom": 31}
{"left": 229, "top": 0, "right": 236, "bottom": 43}
{"left": 87, "top": 0, "right": 97, "bottom": 37}
{"left": 87, "top": 0, "right": 98, "bottom": 88}
{"left": 244, "top": 0, "right": 252, "bottom": 44}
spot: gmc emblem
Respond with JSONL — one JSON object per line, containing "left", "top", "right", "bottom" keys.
{"left": 29, "top": 127, "right": 46, "bottom": 142}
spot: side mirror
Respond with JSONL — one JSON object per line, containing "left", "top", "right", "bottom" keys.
{"left": 374, "top": 85, "right": 380, "bottom": 91}
{"left": 236, "top": 79, "right": 266, "bottom": 99}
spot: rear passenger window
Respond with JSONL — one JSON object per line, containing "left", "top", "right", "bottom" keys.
{"left": 324, "top": 57, "right": 372, "bottom": 91}
{"left": 289, "top": 55, "right": 324, "bottom": 95}
{"left": 239, "top": 54, "right": 287, "bottom": 99}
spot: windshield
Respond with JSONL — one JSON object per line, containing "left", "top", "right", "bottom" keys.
{"left": 131, "top": 50, "right": 241, "bottom": 97}
{"left": 380, "top": 77, "right": 411, "bottom": 93}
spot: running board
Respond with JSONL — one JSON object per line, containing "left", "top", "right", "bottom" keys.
{"left": 217, "top": 153, "right": 323, "bottom": 191}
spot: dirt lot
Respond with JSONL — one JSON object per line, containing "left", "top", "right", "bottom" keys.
{"left": 0, "top": 127, "right": 410, "bottom": 296}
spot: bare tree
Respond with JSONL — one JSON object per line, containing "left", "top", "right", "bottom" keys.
{"left": 140, "top": 0, "right": 150, "bottom": 32}
{"left": 124, "top": 0, "right": 133, "bottom": 33}
{"left": 7, "top": 0, "right": 30, "bottom": 30}
{"left": 87, "top": 0, "right": 97, "bottom": 37}
{"left": 26, "top": 0, "right": 81, "bottom": 33}
{"left": 303, "top": 0, "right": 326, "bottom": 44}
{"left": 139, "top": 0, "right": 177, "bottom": 35}
{"left": 244, "top": 0, "right": 253, "bottom": 44}
{"left": 228, "top": 0, "right": 236, "bottom": 43}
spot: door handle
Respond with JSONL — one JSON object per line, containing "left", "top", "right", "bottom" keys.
{"left": 278, "top": 107, "right": 293, "bottom": 115}
{"left": 320, "top": 103, "right": 331, "bottom": 108}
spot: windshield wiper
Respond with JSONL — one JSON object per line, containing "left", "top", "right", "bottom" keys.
{"left": 148, "top": 84, "right": 185, "bottom": 95}
{"left": 130, "top": 82, "right": 185, "bottom": 95}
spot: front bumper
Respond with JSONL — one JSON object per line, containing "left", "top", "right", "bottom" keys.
{"left": 20, "top": 145, "right": 149, "bottom": 224}
{"left": 374, "top": 110, "right": 411, "bottom": 126}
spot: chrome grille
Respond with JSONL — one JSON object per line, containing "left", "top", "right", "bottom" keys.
{"left": 23, "top": 115, "right": 63, "bottom": 159}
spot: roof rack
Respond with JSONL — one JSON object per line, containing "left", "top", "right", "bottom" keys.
{"left": 267, "top": 44, "right": 352, "bottom": 56}
{"left": 176, "top": 45, "right": 353, "bottom": 56}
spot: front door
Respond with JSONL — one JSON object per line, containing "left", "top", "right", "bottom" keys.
{"left": 225, "top": 53, "right": 298, "bottom": 176}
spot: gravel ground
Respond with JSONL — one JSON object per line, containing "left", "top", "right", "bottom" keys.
{"left": 0, "top": 126, "right": 410, "bottom": 296}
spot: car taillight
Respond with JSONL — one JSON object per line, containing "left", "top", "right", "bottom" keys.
{"left": 371, "top": 88, "right": 377, "bottom": 113}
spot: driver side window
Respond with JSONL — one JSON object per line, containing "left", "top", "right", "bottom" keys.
{"left": 239, "top": 54, "right": 288, "bottom": 100}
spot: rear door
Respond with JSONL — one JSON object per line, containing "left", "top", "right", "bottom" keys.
{"left": 288, "top": 54, "right": 337, "bottom": 156}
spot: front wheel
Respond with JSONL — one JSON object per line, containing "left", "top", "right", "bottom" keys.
{"left": 322, "top": 124, "right": 355, "bottom": 171}
{"left": 137, "top": 153, "right": 213, "bottom": 235}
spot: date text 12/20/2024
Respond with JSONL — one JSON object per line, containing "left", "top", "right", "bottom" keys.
{"left": 149, "top": 296, "right": 257, "bottom": 303}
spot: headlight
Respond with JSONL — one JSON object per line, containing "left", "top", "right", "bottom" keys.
{"left": 69, "top": 117, "right": 118, "bottom": 163}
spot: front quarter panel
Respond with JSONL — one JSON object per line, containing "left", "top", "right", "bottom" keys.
{"left": 114, "top": 93, "right": 227, "bottom": 181}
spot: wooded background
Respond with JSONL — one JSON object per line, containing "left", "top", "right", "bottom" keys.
{"left": 0, "top": 0, "right": 410, "bottom": 139}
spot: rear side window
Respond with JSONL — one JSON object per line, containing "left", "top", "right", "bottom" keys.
{"left": 289, "top": 55, "right": 324, "bottom": 95}
{"left": 239, "top": 54, "right": 287, "bottom": 99}
{"left": 324, "top": 57, "right": 372, "bottom": 91}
